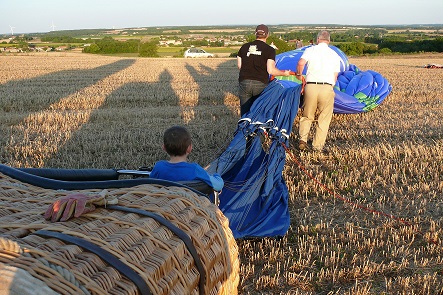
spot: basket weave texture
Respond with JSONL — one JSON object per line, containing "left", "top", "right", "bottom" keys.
{"left": 0, "top": 172, "right": 239, "bottom": 295}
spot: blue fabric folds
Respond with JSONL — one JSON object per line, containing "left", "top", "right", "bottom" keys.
{"left": 275, "top": 46, "right": 392, "bottom": 114}
{"left": 207, "top": 80, "right": 302, "bottom": 238}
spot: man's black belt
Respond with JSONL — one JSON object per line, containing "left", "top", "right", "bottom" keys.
{"left": 307, "top": 82, "right": 332, "bottom": 86}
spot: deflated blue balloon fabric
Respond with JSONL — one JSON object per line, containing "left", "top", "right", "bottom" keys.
{"left": 207, "top": 80, "right": 302, "bottom": 238}
{"left": 207, "top": 46, "right": 391, "bottom": 238}
{"left": 275, "top": 45, "right": 392, "bottom": 114}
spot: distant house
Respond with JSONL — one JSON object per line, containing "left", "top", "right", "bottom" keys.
{"left": 223, "top": 39, "right": 244, "bottom": 46}
{"left": 6, "top": 47, "right": 21, "bottom": 53}
{"left": 56, "top": 46, "right": 69, "bottom": 51}
{"left": 159, "top": 40, "right": 183, "bottom": 46}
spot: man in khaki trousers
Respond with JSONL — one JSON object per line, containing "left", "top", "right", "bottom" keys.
{"left": 295, "top": 30, "right": 341, "bottom": 152}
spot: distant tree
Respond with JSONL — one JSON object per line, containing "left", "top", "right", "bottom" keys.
{"left": 83, "top": 43, "right": 100, "bottom": 54}
{"left": 82, "top": 37, "right": 139, "bottom": 54}
{"left": 139, "top": 41, "right": 159, "bottom": 57}
{"left": 378, "top": 48, "right": 392, "bottom": 54}
{"left": 363, "top": 44, "right": 378, "bottom": 54}
{"left": 41, "top": 35, "right": 84, "bottom": 43}
{"left": 267, "top": 36, "right": 292, "bottom": 54}
{"left": 245, "top": 34, "right": 255, "bottom": 43}
{"left": 365, "top": 37, "right": 383, "bottom": 44}
{"left": 336, "top": 42, "right": 365, "bottom": 56}
{"left": 379, "top": 38, "right": 443, "bottom": 53}
{"left": 17, "top": 41, "right": 30, "bottom": 52}
{"left": 209, "top": 40, "right": 224, "bottom": 47}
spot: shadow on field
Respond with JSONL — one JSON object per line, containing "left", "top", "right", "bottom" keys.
{"left": 0, "top": 59, "right": 136, "bottom": 115}
{"left": 185, "top": 60, "right": 238, "bottom": 108}
{"left": 43, "top": 69, "right": 182, "bottom": 169}
{"left": 42, "top": 59, "right": 240, "bottom": 169}
{"left": 184, "top": 60, "right": 240, "bottom": 162}
{"left": 1, "top": 59, "right": 136, "bottom": 166}
{"left": 92, "top": 70, "right": 180, "bottom": 109}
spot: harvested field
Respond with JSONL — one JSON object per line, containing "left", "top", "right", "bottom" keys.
{"left": 1, "top": 52, "right": 443, "bottom": 294}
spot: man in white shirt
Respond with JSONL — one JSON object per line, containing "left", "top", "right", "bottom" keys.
{"left": 295, "top": 30, "right": 341, "bottom": 152}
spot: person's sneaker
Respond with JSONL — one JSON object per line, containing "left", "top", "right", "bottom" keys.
{"left": 299, "top": 140, "right": 308, "bottom": 151}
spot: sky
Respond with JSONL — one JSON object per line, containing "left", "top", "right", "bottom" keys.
{"left": 1, "top": 0, "right": 442, "bottom": 35}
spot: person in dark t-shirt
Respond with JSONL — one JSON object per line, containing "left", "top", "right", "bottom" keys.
{"left": 237, "top": 24, "right": 291, "bottom": 116}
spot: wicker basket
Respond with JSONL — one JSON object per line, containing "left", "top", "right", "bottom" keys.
{"left": 0, "top": 172, "right": 239, "bottom": 295}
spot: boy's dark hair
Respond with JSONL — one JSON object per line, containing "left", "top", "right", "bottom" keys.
{"left": 163, "top": 126, "right": 192, "bottom": 157}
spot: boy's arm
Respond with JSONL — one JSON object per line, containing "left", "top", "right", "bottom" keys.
{"left": 194, "top": 164, "right": 224, "bottom": 191}
{"left": 208, "top": 173, "right": 224, "bottom": 192}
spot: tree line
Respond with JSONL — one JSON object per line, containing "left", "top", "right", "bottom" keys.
{"left": 6, "top": 31, "right": 443, "bottom": 57}
{"left": 76, "top": 35, "right": 443, "bottom": 57}
{"left": 81, "top": 37, "right": 158, "bottom": 57}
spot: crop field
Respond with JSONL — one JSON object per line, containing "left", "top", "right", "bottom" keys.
{"left": 1, "top": 52, "right": 443, "bottom": 294}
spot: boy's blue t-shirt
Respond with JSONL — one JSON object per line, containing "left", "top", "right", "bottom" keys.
{"left": 150, "top": 160, "right": 224, "bottom": 191}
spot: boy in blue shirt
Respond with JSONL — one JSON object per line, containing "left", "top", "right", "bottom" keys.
{"left": 150, "top": 126, "right": 224, "bottom": 191}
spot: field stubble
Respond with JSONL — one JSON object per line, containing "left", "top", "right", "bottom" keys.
{"left": 1, "top": 52, "right": 443, "bottom": 294}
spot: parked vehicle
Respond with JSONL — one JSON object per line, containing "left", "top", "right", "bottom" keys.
{"left": 184, "top": 48, "right": 214, "bottom": 58}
